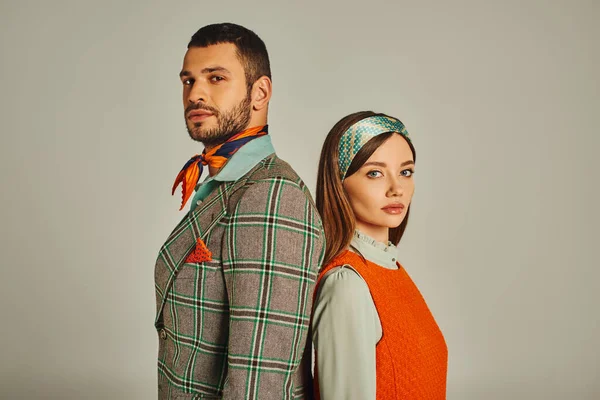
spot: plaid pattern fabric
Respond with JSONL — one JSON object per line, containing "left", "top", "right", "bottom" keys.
{"left": 155, "top": 154, "right": 325, "bottom": 399}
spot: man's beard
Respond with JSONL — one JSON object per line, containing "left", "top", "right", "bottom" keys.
{"left": 186, "top": 94, "right": 252, "bottom": 148}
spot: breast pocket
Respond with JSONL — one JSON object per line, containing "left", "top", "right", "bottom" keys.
{"left": 170, "top": 259, "right": 228, "bottom": 344}
{"left": 171, "top": 259, "right": 226, "bottom": 306}
{"left": 172, "top": 260, "right": 211, "bottom": 296}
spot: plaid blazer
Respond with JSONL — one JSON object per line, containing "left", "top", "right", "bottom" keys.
{"left": 155, "top": 154, "right": 325, "bottom": 399}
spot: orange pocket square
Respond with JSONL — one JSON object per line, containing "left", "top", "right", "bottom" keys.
{"left": 185, "top": 238, "right": 212, "bottom": 263}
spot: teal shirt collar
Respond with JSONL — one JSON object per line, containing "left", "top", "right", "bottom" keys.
{"left": 349, "top": 230, "right": 399, "bottom": 270}
{"left": 189, "top": 135, "right": 275, "bottom": 211}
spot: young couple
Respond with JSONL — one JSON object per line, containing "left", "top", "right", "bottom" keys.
{"left": 154, "top": 23, "right": 448, "bottom": 400}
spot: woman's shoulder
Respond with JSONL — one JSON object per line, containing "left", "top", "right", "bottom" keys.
{"left": 313, "top": 264, "right": 381, "bottom": 341}
{"left": 317, "top": 264, "right": 370, "bottom": 301}
{"left": 321, "top": 250, "right": 368, "bottom": 274}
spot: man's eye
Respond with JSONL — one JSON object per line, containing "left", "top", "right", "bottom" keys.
{"left": 367, "top": 170, "right": 383, "bottom": 178}
{"left": 182, "top": 79, "right": 193, "bottom": 86}
{"left": 210, "top": 76, "right": 224, "bottom": 82}
{"left": 401, "top": 169, "right": 414, "bottom": 177}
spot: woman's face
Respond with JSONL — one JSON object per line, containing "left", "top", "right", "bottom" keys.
{"left": 343, "top": 134, "right": 415, "bottom": 243}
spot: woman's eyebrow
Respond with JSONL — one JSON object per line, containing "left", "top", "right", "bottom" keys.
{"left": 362, "top": 160, "right": 414, "bottom": 168}
{"left": 362, "top": 161, "right": 387, "bottom": 167}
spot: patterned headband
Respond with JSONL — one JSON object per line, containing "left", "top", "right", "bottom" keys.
{"left": 338, "top": 115, "right": 410, "bottom": 180}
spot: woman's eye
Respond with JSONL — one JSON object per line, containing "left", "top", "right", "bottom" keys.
{"left": 367, "top": 170, "right": 383, "bottom": 178}
{"left": 401, "top": 169, "right": 414, "bottom": 177}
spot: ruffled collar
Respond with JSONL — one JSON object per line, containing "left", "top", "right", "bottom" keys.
{"left": 349, "top": 230, "right": 399, "bottom": 270}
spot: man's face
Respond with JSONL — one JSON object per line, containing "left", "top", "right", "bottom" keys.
{"left": 180, "top": 43, "right": 252, "bottom": 147}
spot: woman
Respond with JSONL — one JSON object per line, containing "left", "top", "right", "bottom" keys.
{"left": 312, "top": 111, "right": 448, "bottom": 399}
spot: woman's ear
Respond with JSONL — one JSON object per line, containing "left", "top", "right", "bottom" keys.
{"left": 251, "top": 76, "right": 272, "bottom": 111}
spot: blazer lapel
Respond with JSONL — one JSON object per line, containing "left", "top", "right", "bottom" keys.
{"left": 154, "top": 182, "right": 229, "bottom": 325}
{"left": 154, "top": 174, "right": 254, "bottom": 325}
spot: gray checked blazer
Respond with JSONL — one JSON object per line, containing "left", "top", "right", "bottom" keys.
{"left": 155, "top": 153, "right": 325, "bottom": 399}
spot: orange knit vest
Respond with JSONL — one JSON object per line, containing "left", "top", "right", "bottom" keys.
{"left": 314, "top": 250, "right": 448, "bottom": 399}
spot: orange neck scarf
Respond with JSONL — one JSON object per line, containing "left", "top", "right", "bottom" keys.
{"left": 172, "top": 125, "right": 268, "bottom": 210}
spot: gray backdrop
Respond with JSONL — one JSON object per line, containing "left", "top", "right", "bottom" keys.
{"left": 1, "top": 0, "right": 598, "bottom": 399}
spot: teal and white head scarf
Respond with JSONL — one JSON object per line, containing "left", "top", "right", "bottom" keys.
{"left": 338, "top": 115, "right": 410, "bottom": 180}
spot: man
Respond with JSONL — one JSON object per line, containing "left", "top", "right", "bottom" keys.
{"left": 154, "top": 23, "right": 325, "bottom": 399}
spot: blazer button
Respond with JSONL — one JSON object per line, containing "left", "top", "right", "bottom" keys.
{"left": 159, "top": 329, "right": 167, "bottom": 340}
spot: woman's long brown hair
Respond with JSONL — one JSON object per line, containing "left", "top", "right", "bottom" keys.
{"left": 316, "top": 111, "right": 416, "bottom": 266}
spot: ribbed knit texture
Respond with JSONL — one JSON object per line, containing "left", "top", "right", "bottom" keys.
{"left": 314, "top": 250, "right": 448, "bottom": 399}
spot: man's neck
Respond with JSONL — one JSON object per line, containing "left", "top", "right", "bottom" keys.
{"left": 204, "top": 124, "right": 268, "bottom": 177}
{"left": 208, "top": 165, "right": 220, "bottom": 177}
{"left": 203, "top": 123, "right": 267, "bottom": 153}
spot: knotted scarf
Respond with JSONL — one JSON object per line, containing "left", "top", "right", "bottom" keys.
{"left": 172, "top": 125, "right": 268, "bottom": 210}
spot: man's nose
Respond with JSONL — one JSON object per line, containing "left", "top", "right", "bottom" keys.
{"left": 187, "top": 82, "right": 207, "bottom": 104}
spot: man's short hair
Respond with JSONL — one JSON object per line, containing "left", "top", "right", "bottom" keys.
{"left": 188, "top": 23, "right": 271, "bottom": 90}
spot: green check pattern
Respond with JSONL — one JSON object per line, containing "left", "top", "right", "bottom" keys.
{"left": 155, "top": 155, "right": 325, "bottom": 399}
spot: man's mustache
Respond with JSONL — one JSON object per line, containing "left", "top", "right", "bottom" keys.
{"left": 185, "top": 103, "right": 219, "bottom": 116}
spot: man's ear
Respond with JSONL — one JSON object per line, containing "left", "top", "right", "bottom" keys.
{"left": 251, "top": 76, "right": 272, "bottom": 111}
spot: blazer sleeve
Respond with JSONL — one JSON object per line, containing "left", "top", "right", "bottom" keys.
{"left": 221, "top": 177, "right": 325, "bottom": 399}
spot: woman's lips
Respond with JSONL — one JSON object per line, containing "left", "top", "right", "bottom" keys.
{"left": 381, "top": 204, "right": 405, "bottom": 214}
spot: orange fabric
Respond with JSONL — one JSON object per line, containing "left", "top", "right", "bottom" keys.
{"left": 314, "top": 250, "right": 448, "bottom": 399}
{"left": 172, "top": 125, "right": 267, "bottom": 210}
{"left": 185, "top": 238, "right": 213, "bottom": 264}
{"left": 172, "top": 163, "right": 201, "bottom": 211}
{"left": 202, "top": 125, "right": 265, "bottom": 168}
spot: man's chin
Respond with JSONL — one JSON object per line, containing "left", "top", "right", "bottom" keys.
{"left": 187, "top": 125, "right": 212, "bottom": 142}
{"left": 187, "top": 130, "right": 205, "bottom": 142}
{"left": 187, "top": 128, "right": 229, "bottom": 147}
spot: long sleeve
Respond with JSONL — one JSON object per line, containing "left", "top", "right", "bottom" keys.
{"left": 221, "top": 177, "right": 325, "bottom": 399}
{"left": 312, "top": 266, "right": 382, "bottom": 400}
